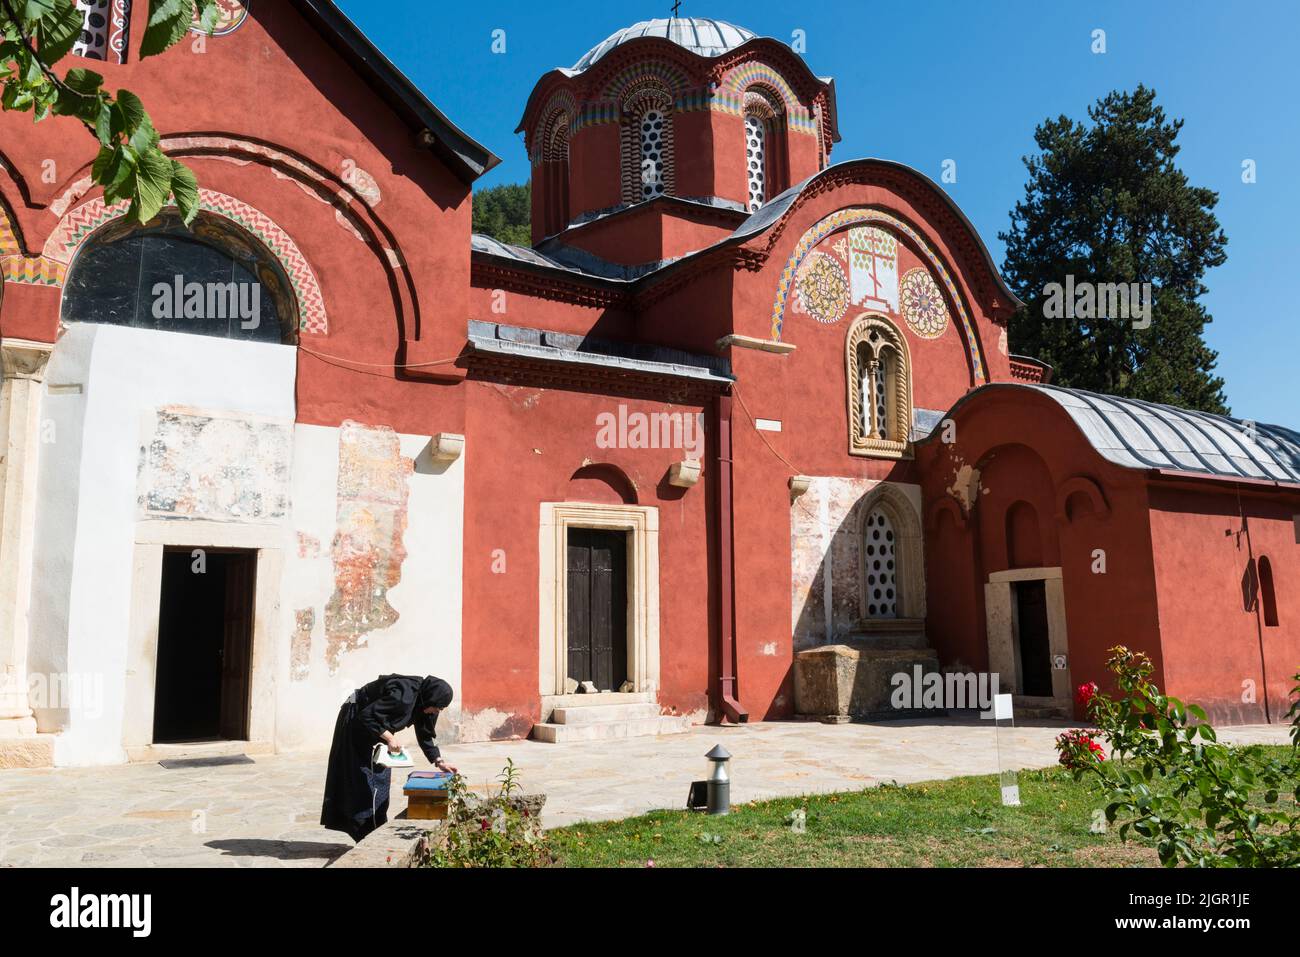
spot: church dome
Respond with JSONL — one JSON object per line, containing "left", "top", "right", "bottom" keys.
{"left": 570, "top": 17, "right": 757, "bottom": 73}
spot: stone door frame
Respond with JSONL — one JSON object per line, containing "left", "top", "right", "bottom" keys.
{"left": 538, "top": 502, "right": 659, "bottom": 707}
{"left": 984, "top": 566, "right": 1071, "bottom": 706}
{"left": 123, "top": 519, "right": 282, "bottom": 758}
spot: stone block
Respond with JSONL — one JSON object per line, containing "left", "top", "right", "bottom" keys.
{"left": 793, "top": 642, "right": 941, "bottom": 720}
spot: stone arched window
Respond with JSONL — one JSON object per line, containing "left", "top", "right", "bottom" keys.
{"left": 61, "top": 209, "right": 299, "bottom": 344}
{"left": 846, "top": 314, "right": 912, "bottom": 459}
{"left": 621, "top": 86, "right": 675, "bottom": 204}
{"left": 857, "top": 484, "right": 925, "bottom": 621}
{"left": 743, "top": 88, "right": 786, "bottom": 211}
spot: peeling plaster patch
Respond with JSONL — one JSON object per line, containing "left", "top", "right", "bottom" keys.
{"left": 334, "top": 209, "right": 368, "bottom": 242}
{"left": 761, "top": 642, "right": 778, "bottom": 656}
{"left": 998, "top": 328, "right": 1008, "bottom": 356}
{"left": 456, "top": 707, "right": 530, "bottom": 743}
{"left": 296, "top": 531, "right": 320, "bottom": 559}
{"left": 791, "top": 475, "right": 883, "bottom": 650}
{"left": 677, "top": 706, "right": 708, "bottom": 726}
{"left": 49, "top": 175, "right": 94, "bottom": 218}
{"left": 947, "top": 463, "right": 983, "bottom": 515}
{"left": 323, "top": 421, "right": 414, "bottom": 674}
{"left": 290, "top": 609, "right": 314, "bottom": 681}
{"left": 487, "top": 382, "right": 543, "bottom": 410}
{"left": 136, "top": 408, "right": 291, "bottom": 522}
{"left": 342, "top": 165, "right": 382, "bottom": 206}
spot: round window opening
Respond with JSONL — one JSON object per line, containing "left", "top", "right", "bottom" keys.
{"left": 61, "top": 210, "right": 298, "bottom": 344}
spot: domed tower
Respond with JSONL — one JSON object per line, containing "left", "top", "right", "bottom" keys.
{"left": 518, "top": 17, "right": 840, "bottom": 252}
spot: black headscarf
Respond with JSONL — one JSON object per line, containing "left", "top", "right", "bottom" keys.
{"left": 418, "top": 676, "right": 454, "bottom": 710}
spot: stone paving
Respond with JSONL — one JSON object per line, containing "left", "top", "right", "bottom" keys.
{"left": 0, "top": 719, "right": 1289, "bottom": 867}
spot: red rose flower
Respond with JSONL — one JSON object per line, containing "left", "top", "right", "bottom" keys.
{"left": 1076, "top": 682, "right": 1099, "bottom": 708}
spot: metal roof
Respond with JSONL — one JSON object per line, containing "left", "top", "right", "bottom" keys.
{"left": 570, "top": 18, "right": 757, "bottom": 74}
{"left": 472, "top": 159, "right": 1025, "bottom": 312}
{"left": 966, "top": 384, "right": 1300, "bottom": 485}
{"left": 467, "top": 320, "right": 734, "bottom": 385}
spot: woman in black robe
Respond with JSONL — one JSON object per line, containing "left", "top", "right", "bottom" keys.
{"left": 320, "top": 674, "right": 457, "bottom": 842}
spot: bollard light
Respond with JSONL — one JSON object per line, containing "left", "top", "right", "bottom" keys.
{"left": 705, "top": 744, "right": 732, "bottom": 815}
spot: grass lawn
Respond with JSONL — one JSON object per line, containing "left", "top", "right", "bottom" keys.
{"left": 546, "top": 747, "right": 1294, "bottom": 868}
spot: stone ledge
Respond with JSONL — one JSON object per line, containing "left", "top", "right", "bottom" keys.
{"left": 328, "top": 819, "right": 443, "bottom": 868}
{"left": 327, "top": 793, "right": 548, "bottom": 868}
{"left": 0, "top": 734, "right": 56, "bottom": 769}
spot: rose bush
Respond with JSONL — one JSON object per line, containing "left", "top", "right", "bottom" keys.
{"left": 1056, "top": 648, "right": 1300, "bottom": 867}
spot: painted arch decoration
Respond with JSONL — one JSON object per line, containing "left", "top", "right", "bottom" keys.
{"left": 770, "top": 207, "right": 985, "bottom": 383}
{"left": 44, "top": 188, "right": 328, "bottom": 334}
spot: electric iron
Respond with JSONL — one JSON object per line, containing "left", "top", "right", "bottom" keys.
{"left": 371, "top": 743, "right": 415, "bottom": 768}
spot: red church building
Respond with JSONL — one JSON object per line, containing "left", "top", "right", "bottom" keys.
{"left": 0, "top": 5, "right": 1295, "bottom": 767}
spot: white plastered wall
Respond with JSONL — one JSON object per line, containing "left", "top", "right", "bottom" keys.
{"left": 26, "top": 323, "right": 465, "bottom": 765}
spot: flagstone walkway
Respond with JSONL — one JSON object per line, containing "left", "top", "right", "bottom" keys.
{"left": 0, "top": 719, "right": 1287, "bottom": 867}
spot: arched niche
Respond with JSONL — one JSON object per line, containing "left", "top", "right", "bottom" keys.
{"left": 1054, "top": 475, "right": 1111, "bottom": 525}
{"left": 1004, "top": 500, "right": 1043, "bottom": 569}
{"left": 567, "top": 463, "right": 638, "bottom": 506}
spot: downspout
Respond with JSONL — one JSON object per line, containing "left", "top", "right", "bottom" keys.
{"left": 715, "top": 393, "right": 748, "bottom": 724}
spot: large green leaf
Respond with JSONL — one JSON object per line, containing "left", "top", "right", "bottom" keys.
{"left": 139, "top": 0, "right": 193, "bottom": 59}
{"left": 130, "top": 146, "right": 174, "bottom": 223}
{"left": 33, "top": 0, "right": 81, "bottom": 66}
{"left": 170, "top": 159, "right": 199, "bottom": 225}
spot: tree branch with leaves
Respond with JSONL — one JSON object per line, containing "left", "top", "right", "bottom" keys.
{"left": 1, "top": 0, "right": 222, "bottom": 225}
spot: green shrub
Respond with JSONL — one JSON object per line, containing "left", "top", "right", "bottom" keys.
{"left": 419, "top": 759, "right": 553, "bottom": 868}
{"left": 1056, "top": 647, "right": 1300, "bottom": 867}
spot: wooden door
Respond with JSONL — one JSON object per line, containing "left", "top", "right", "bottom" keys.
{"left": 218, "top": 551, "right": 256, "bottom": 739}
{"left": 1015, "top": 579, "right": 1053, "bottom": 697}
{"left": 567, "top": 528, "right": 628, "bottom": 691}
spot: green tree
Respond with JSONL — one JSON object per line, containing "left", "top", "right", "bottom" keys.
{"left": 1001, "top": 86, "right": 1229, "bottom": 413}
{"left": 473, "top": 181, "right": 531, "bottom": 247}
{"left": 1, "top": 0, "right": 220, "bottom": 225}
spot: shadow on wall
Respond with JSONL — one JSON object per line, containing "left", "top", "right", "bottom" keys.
{"left": 791, "top": 477, "right": 924, "bottom": 650}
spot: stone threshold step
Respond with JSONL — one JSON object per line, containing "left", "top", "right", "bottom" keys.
{"left": 531, "top": 715, "right": 692, "bottom": 743}
{"left": 550, "top": 702, "right": 663, "bottom": 725}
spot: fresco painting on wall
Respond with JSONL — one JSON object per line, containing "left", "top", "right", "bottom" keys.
{"left": 323, "top": 421, "right": 414, "bottom": 674}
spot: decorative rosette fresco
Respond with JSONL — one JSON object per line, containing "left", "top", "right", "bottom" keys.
{"left": 899, "top": 267, "right": 948, "bottom": 339}
{"left": 792, "top": 251, "right": 849, "bottom": 324}
{"left": 771, "top": 208, "right": 984, "bottom": 381}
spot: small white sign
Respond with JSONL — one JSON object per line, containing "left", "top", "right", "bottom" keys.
{"left": 755, "top": 418, "right": 782, "bottom": 432}
{"left": 993, "top": 693, "right": 1014, "bottom": 721}
{"left": 1001, "top": 784, "right": 1021, "bottom": 807}
{"left": 1052, "top": 654, "right": 1067, "bottom": 671}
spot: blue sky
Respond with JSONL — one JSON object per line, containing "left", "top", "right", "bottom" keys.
{"left": 337, "top": 0, "right": 1299, "bottom": 426}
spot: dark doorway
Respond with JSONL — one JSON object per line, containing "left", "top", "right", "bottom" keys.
{"left": 1014, "top": 579, "right": 1053, "bottom": 697}
{"left": 566, "top": 528, "right": 628, "bottom": 692}
{"left": 153, "top": 547, "right": 256, "bottom": 743}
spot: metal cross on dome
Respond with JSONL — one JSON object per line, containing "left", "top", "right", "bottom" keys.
{"left": 671, "top": 0, "right": 682, "bottom": 16}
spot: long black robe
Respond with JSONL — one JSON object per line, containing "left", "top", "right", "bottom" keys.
{"left": 320, "top": 674, "right": 445, "bottom": 842}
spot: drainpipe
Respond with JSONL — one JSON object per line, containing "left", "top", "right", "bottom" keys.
{"left": 715, "top": 394, "right": 748, "bottom": 724}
